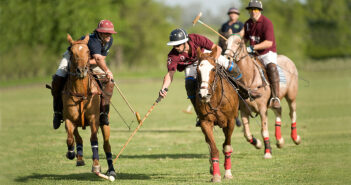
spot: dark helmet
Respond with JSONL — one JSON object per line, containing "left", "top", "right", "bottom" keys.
{"left": 227, "top": 7, "right": 240, "bottom": 15}
{"left": 246, "top": 0, "right": 263, "bottom": 11}
{"left": 167, "top": 28, "right": 189, "bottom": 46}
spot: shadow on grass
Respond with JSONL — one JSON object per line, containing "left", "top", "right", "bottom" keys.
{"left": 120, "top": 153, "right": 208, "bottom": 159}
{"left": 113, "top": 129, "right": 199, "bottom": 133}
{"left": 15, "top": 172, "right": 151, "bottom": 182}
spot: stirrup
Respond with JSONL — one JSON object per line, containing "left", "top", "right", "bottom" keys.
{"left": 270, "top": 97, "right": 281, "bottom": 108}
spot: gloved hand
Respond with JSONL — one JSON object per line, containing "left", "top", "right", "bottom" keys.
{"left": 159, "top": 88, "right": 168, "bottom": 98}
{"left": 246, "top": 45, "right": 255, "bottom": 54}
{"left": 106, "top": 70, "right": 114, "bottom": 80}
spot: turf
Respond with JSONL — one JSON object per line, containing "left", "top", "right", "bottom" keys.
{"left": 0, "top": 61, "right": 350, "bottom": 185}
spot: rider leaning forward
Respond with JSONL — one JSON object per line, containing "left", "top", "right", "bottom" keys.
{"left": 159, "top": 28, "right": 241, "bottom": 126}
{"left": 51, "top": 20, "right": 116, "bottom": 129}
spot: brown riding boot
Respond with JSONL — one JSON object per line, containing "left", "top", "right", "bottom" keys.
{"left": 267, "top": 63, "right": 281, "bottom": 109}
{"left": 51, "top": 75, "right": 66, "bottom": 129}
{"left": 99, "top": 79, "right": 114, "bottom": 125}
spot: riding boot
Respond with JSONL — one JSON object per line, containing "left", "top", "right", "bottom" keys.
{"left": 267, "top": 63, "right": 281, "bottom": 109}
{"left": 100, "top": 79, "right": 114, "bottom": 125}
{"left": 185, "top": 78, "right": 201, "bottom": 127}
{"left": 51, "top": 75, "right": 66, "bottom": 129}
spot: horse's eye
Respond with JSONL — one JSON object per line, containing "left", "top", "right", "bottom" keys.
{"left": 211, "top": 68, "right": 215, "bottom": 72}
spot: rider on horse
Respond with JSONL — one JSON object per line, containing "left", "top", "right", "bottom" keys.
{"left": 158, "top": 28, "right": 241, "bottom": 126}
{"left": 244, "top": 0, "right": 281, "bottom": 109}
{"left": 51, "top": 20, "right": 116, "bottom": 129}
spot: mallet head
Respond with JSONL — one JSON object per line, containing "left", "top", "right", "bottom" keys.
{"left": 192, "top": 12, "right": 202, "bottom": 26}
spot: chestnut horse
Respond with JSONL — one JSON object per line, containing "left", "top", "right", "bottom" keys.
{"left": 196, "top": 47, "right": 239, "bottom": 182}
{"left": 62, "top": 34, "right": 116, "bottom": 177}
{"left": 225, "top": 34, "right": 301, "bottom": 159}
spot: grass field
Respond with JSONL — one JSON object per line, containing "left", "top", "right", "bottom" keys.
{"left": 0, "top": 60, "right": 351, "bottom": 185}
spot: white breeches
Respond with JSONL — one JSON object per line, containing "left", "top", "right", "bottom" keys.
{"left": 258, "top": 51, "right": 277, "bottom": 66}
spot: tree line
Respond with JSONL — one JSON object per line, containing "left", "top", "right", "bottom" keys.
{"left": 0, "top": 0, "right": 350, "bottom": 81}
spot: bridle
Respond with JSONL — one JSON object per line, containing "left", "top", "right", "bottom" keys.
{"left": 68, "top": 44, "right": 90, "bottom": 79}
{"left": 198, "top": 58, "right": 225, "bottom": 112}
{"left": 225, "top": 34, "right": 248, "bottom": 63}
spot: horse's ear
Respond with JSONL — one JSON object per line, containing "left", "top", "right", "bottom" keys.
{"left": 67, "top": 34, "right": 73, "bottom": 45}
{"left": 210, "top": 45, "right": 218, "bottom": 58}
{"left": 196, "top": 47, "right": 203, "bottom": 58}
{"left": 82, "top": 34, "right": 89, "bottom": 44}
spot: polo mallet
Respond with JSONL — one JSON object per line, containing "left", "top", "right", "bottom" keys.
{"left": 192, "top": 12, "right": 227, "bottom": 41}
{"left": 112, "top": 79, "right": 141, "bottom": 123}
{"left": 113, "top": 88, "right": 168, "bottom": 164}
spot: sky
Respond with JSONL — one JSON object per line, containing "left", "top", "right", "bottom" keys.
{"left": 158, "top": 0, "right": 242, "bottom": 16}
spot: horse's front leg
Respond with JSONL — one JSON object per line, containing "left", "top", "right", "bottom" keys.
{"left": 73, "top": 127, "right": 85, "bottom": 166}
{"left": 260, "top": 110, "right": 272, "bottom": 159}
{"left": 201, "top": 120, "right": 221, "bottom": 182}
{"left": 90, "top": 117, "right": 100, "bottom": 173}
{"left": 222, "top": 118, "right": 235, "bottom": 179}
{"left": 241, "top": 111, "right": 262, "bottom": 149}
{"left": 65, "top": 120, "right": 76, "bottom": 160}
{"left": 100, "top": 124, "right": 116, "bottom": 177}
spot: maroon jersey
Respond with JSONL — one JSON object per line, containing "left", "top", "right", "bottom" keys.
{"left": 167, "top": 34, "right": 213, "bottom": 72}
{"left": 244, "top": 15, "right": 276, "bottom": 55}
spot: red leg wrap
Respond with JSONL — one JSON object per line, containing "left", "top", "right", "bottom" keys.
{"left": 211, "top": 158, "right": 220, "bottom": 175}
{"left": 224, "top": 152, "right": 232, "bottom": 170}
{"left": 275, "top": 121, "right": 282, "bottom": 140}
{"left": 291, "top": 122, "right": 297, "bottom": 140}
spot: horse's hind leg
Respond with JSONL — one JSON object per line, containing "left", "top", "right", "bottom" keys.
{"left": 201, "top": 121, "right": 221, "bottom": 182}
{"left": 222, "top": 119, "right": 235, "bottom": 179}
{"left": 73, "top": 128, "right": 85, "bottom": 166}
{"left": 90, "top": 120, "right": 100, "bottom": 173}
{"left": 241, "top": 111, "right": 262, "bottom": 149}
{"left": 65, "top": 120, "right": 76, "bottom": 160}
{"left": 286, "top": 98, "right": 301, "bottom": 145}
{"left": 100, "top": 124, "right": 116, "bottom": 177}
{"left": 272, "top": 108, "right": 284, "bottom": 148}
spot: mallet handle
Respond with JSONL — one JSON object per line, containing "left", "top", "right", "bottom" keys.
{"left": 113, "top": 88, "right": 168, "bottom": 164}
{"left": 198, "top": 20, "right": 227, "bottom": 41}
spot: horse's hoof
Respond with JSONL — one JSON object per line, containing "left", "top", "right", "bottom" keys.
{"left": 107, "top": 170, "right": 117, "bottom": 178}
{"left": 263, "top": 153, "right": 272, "bottom": 159}
{"left": 91, "top": 165, "right": 101, "bottom": 173}
{"left": 293, "top": 135, "right": 301, "bottom": 145}
{"left": 66, "top": 151, "right": 76, "bottom": 160}
{"left": 211, "top": 174, "right": 221, "bottom": 182}
{"left": 276, "top": 138, "right": 285, "bottom": 148}
{"left": 223, "top": 170, "right": 233, "bottom": 179}
{"left": 76, "top": 160, "right": 85, "bottom": 166}
{"left": 255, "top": 139, "right": 263, "bottom": 149}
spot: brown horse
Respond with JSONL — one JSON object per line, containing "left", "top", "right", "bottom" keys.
{"left": 225, "top": 34, "right": 301, "bottom": 159}
{"left": 195, "top": 47, "right": 239, "bottom": 182}
{"left": 62, "top": 34, "right": 116, "bottom": 177}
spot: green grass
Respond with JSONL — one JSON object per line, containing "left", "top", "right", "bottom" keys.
{"left": 0, "top": 61, "right": 351, "bottom": 185}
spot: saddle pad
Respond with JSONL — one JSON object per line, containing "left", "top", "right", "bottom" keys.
{"left": 277, "top": 66, "right": 287, "bottom": 84}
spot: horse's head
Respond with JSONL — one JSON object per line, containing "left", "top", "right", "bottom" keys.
{"left": 224, "top": 34, "right": 245, "bottom": 61}
{"left": 67, "top": 34, "right": 90, "bottom": 79}
{"left": 196, "top": 47, "right": 218, "bottom": 103}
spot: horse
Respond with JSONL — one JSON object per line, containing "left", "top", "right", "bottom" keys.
{"left": 62, "top": 34, "right": 116, "bottom": 177}
{"left": 224, "top": 34, "right": 301, "bottom": 159}
{"left": 195, "top": 47, "right": 239, "bottom": 182}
